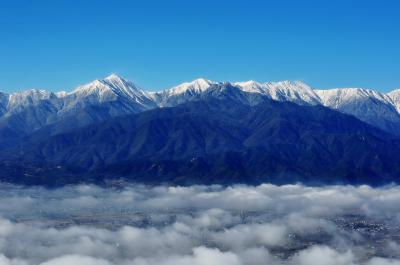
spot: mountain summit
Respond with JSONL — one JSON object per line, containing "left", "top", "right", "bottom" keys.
{"left": 167, "top": 78, "right": 215, "bottom": 95}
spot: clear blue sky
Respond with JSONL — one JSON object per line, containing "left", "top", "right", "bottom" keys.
{"left": 0, "top": 0, "right": 399, "bottom": 92}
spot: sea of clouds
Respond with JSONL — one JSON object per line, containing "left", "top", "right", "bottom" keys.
{"left": 0, "top": 183, "right": 399, "bottom": 265}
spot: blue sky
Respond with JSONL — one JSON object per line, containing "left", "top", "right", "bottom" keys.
{"left": 0, "top": 0, "right": 399, "bottom": 92}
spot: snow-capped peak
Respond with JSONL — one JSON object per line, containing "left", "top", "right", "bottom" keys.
{"left": 7, "top": 89, "right": 54, "bottom": 110}
{"left": 387, "top": 88, "right": 400, "bottom": 100}
{"left": 234, "top": 80, "right": 265, "bottom": 93}
{"left": 103, "top": 74, "right": 139, "bottom": 89}
{"left": 262, "top": 80, "right": 321, "bottom": 105}
{"left": 387, "top": 89, "right": 400, "bottom": 112}
{"left": 71, "top": 74, "right": 145, "bottom": 101}
{"left": 233, "top": 80, "right": 320, "bottom": 104}
{"left": 71, "top": 79, "right": 115, "bottom": 100}
{"left": 315, "top": 88, "right": 393, "bottom": 108}
{"left": 13, "top": 88, "right": 51, "bottom": 97}
{"left": 64, "top": 74, "right": 156, "bottom": 111}
{"left": 263, "top": 80, "right": 313, "bottom": 92}
{"left": 167, "top": 78, "right": 215, "bottom": 95}
{"left": 104, "top": 73, "right": 124, "bottom": 81}
{"left": 10, "top": 89, "right": 52, "bottom": 101}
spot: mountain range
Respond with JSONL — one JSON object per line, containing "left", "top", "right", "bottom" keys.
{"left": 1, "top": 74, "right": 400, "bottom": 138}
{"left": 0, "top": 74, "right": 400, "bottom": 186}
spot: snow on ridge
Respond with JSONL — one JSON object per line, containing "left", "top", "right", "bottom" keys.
{"left": 67, "top": 74, "right": 153, "bottom": 105}
{"left": 1, "top": 75, "right": 397, "bottom": 106}
{"left": 166, "top": 78, "right": 216, "bottom": 95}
{"left": 7, "top": 88, "right": 54, "bottom": 109}
{"left": 1, "top": 75, "right": 400, "bottom": 117}
{"left": 387, "top": 89, "right": 400, "bottom": 112}
{"left": 234, "top": 80, "right": 321, "bottom": 104}
{"left": 233, "top": 80, "right": 265, "bottom": 94}
{"left": 315, "top": 88, "right": 393, "bottom": 108}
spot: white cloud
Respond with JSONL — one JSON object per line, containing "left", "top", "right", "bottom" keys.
{"left": 292, "top": 246, "right": 355, "bottom": 265}
{"left": 130, "top": 247, "right": 242, "bottom": 265}
{"left": 211, "top": 223, "right": 287, "bottom": 250}
{"left": 0, "top": 183, "right": 398, "bottom": 265}
{"left": 40, "top": 255, "right": 111, "bottom": 265}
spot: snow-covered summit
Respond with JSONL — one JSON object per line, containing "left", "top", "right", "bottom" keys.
{"left": 234, "top": 80, "right": 320, "bottom": 105}
{"left": 316, "top": 88, "right": 393, "bottom": 108}
{"left": 314, "top": 87, "right": 400, "bottom": 134}
{"left": 104, "top": 73, "right": 124, "bottom": 82}
{"left": 233, "top": 80, "right": 265, "bottom": 94}
{"left": 166, "top": 78, "right": 215, "bottom": 95}
{"left": 68, "top": 74, "right": 155, "bottom": 108}
{"left": 264, "top": 80, "right": 320, "bottom": 105}
{"left": 71, "top": 79, "right": 117, "bottom": 102}
{"left": 8, "top": 89, "right": 55, "bottom": 111}
{"left": 387, "top": 89, "right": 400, "bottom": 112}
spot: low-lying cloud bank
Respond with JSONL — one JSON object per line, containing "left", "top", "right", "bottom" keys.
{"left": 0, "top": 183, "right": 399, "bottom": 265}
